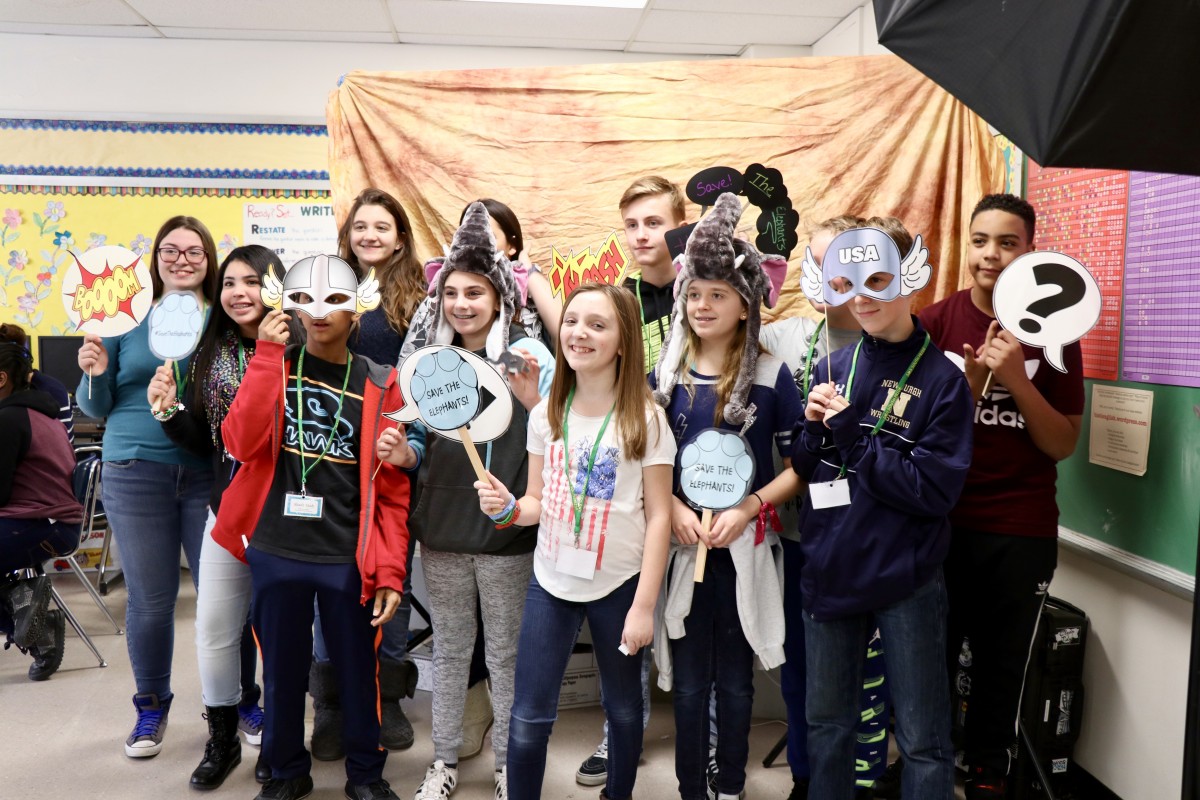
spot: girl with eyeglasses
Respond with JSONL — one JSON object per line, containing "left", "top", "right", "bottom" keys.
{"left": 75, "top": 215, "right": 219, "bottom": 759}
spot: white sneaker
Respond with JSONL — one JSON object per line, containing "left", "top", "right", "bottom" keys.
{"left": 494, "top": 766, "right": 507, "bottom": 800}
{"left": 460, "top": 680, "right": 494, "bottom": 760}
{"left": 413, "top": 760, "right": 458, "bottom": 800}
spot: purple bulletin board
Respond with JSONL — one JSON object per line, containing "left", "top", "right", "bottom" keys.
{"left": 1121, "top": 172, "right": 1200, "bottom": 388}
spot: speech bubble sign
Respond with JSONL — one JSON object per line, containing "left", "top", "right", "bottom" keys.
{"left": 60, "top": 245, "right": 153, "bottom": 336}
{"left": 678, "top": 428, "right": 756, "bottom": 511}
{"left": 686, "top": 166, "right": 745, "bottom": 207}
{"left": 546, "top": 232, "right": 630, "bottom": 305}
{"left": 993, "top": 252, "right": 1101, "bottom": 373}
{"left": 147, "top": 291, "right": 205, "bottom": 361}
{"left": 386, "top": 345, "right": 514, "bottom": 444}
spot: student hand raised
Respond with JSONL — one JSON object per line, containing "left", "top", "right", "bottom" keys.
{"left": 258, "top": 309, "right": 292, "bottom": 345}
{"left": 670, "top": 495, "right": 707, "bottom": 546}
{"left": 376, "top": 425, "right": 415, "bottom": 468}
{"left": 371, "top": 587, "right": 401, "bottom": 627}
{"left": 505, "top": 347, "right": 542, "bottom": 411}
{"left": 76, "top": 333, "right": 109, "bottom": 376}
{"left": 981, "top": 320, "right": 1029, "bottom": 390}
{"left": 962, "top": 339, "right": 990, "bottom": 399}
{"left": 475, "top": 471, "right": 513, "bottom": 517}
{"left": 146, "top": 363, "right": 177, "bottom": 411}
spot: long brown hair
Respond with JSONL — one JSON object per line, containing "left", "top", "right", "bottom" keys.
{"left": 337, "top": 188, "right": 424, "bottom": 336}
{"left": 149, "top": 216, "right": 219, "bottom": 301}
{"left": 547, "top": 283, "right": 659, "bottom": 460}
{"left": 680, "top": 283, "right": 755, "bottom": 425}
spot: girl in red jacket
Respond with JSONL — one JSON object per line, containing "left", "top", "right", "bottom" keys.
{"left": 213, "top": 254, "right": 411, "bottom": 800}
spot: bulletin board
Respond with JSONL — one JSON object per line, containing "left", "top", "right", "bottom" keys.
{"left": 1029, "top": 164, "right": 1200, "bottom": 583}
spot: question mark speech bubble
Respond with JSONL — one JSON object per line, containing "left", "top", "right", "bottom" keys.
{"left": 148, "top": 291, "right": 205, "bottom": 361}
{"left": 678, "top": 428, "right": 756, "bottom": 511}
{"left": 386, "top": 345, "right": 514, "bottom": 444}
{"left": 993, "top": 252, "right": 1101, "bottom": 373}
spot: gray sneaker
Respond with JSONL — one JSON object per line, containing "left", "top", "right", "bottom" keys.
{"left": 125, "top": 692, "right": 172, "bottom": 758}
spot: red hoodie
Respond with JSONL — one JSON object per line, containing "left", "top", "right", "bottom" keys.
{"left": 212, "top": 339, "right": 410, "bottom": 605}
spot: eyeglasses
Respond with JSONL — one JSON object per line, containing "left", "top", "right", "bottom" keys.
{"left": 157, "top": 247, "right": 207, "bottom": 265}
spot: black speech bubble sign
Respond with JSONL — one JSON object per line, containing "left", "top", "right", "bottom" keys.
{"left": 755, "top": 200, "right": 800, "bottom": 258}
{"left": 686, "top": 166, "right": 745, "bottom": 207}
{"left": 742, "top": 163, "right": 788, "bottom": 208}
{"left": 665, "top": 221, "right": 698, "bottom": 262}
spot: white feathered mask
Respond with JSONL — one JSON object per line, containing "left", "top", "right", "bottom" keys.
{"left": 801, "top": 227, "right": 930, "bottom": 307}
{"left": 261, "top": 254, "right": 380, "bottom": 319}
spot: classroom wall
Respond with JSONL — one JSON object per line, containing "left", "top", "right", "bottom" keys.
{"left": 3, "top": 11, "right": 1188, "bottom": 797}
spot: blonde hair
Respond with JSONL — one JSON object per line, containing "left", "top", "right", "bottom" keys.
{"left": 619, "top": 175, "right": 685, "bottom": 222}
{"left": 864, "top": 215, "right": 914, "bottom": 253}
{"left": 547, "top": 283, "right": 659, "bottom": 460}
{"left": 806, "top": 214, "right": 866, "bottom": 239}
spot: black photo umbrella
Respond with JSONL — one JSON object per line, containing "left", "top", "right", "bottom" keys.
{"left": 874, "top": 0, "right": 1200, "bottom": 176}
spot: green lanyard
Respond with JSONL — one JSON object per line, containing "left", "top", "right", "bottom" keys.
{"left": 237, "top": 339, "right": 247, "bottom": 377}
{"left": 172, "top": 360, "right": 186, "bottom": 396}
{"left": 635, "top": 275, "right": 646, "bottom": 326}
{"left": 837, "top": 333, "right": 930, "bottom": 477}
{"left": 294, "top": 347, "right": 354, "bottom": 494}
{"left": 801, "top": 318, "right": 826, "bottom": 396}
{"left": 561, "top": 387, "right": 614, "bottom": 546}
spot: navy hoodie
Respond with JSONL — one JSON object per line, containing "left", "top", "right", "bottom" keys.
{"left": 791, "top": 318, "right": 974, "bottom": 621}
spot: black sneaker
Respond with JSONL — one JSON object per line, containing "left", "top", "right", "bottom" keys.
{"left": 575, "top": 740, "right": 607, "bottom": 786}
{"left": 27, "top": 609, "right": 65, "bottom": 681}
{"left": 344, "top": 778, "right": 400, "bottom": 800}
{"left": 873, "top": 758, "right": 903, "bottom": 799}
{"left": 787, "top": 776, "right": 810, "bottom": 800}
{"left": 4, "top": 576, "right": 51, "bottom": 648}
{"left": 256, "top": 775, "right": 314, "bottom": 800}
{"left": 964, "top": 765, "right": 1006, "bottom": 800}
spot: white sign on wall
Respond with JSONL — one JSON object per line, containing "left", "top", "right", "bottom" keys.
{"left": 243, "top": 202, "right": 338, "bottom": 265}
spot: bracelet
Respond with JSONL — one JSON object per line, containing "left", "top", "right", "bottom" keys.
{"left": 751, "top": 491, "right": 765, "bottom": 511}
{"left": 488, "top": 494, "right": 517, "bottom": 522}
{"left": 496, "top": 499, "right": 521, "bottom": 530}
{"left": 152, "top": 399, "right": 185, "bottom": 422}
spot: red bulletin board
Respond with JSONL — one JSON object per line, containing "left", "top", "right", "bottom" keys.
{"left": 1026, "top": 165, "right": 1127, "bottom": 380}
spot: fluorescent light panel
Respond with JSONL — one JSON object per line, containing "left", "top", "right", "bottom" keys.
{"left": 456, "top": 0, "right": 647, "bottom": 8}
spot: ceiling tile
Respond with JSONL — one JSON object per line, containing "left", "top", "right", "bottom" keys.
{"left": 0, "top": 0, "right": 144, "bottom": 24}
{"left": 625, "top": 40, "right": 739, "bottom": 55}
{"left": 388, "top": 0, "right": 641, "bottom": 41}
{"left": 0, "top": 20, "right": 160, "bottom": 36}
{"left": 126, "top": 0, "right": 393, "bottom": 32}
{"left": 156, "top": 26, "right": 396, "bottom": 43}
{"left": 636, "top": 8, "right": 840, "bottom": 47}
{"left": 398, "top": 31, "right": 629, "bottom": 50}
{"left": 650, "top": 0, "right": 862, "bottom": 17}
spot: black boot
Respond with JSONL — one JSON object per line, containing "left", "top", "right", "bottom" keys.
{"left": 190, "top": 705, "right": 242, "bottom": 790}
{"left": 378, "top": 658, "right": 416, "bottom": 750}
{"left": 27, "top": 609, "right": 65, "bottom": 681}
{"left": 309, "top": 660, "right": 344, "bottom": 761}
{"left": 2, "top": 575, "right": 52, "bottom": 649}
{"left": 255, "top": 751, "right": 271, "bottom": 784}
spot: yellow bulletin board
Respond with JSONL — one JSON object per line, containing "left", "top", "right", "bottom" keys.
{"left": 0, "top": 187, "right": 328, "bottom": 340}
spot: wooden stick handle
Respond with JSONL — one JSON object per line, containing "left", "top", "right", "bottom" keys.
{"left": 981, "top": 370, "right": 994, "bottom": 399}
{"left": 458, "top": 425, "right": 488, "bottom": 483}
{"left": 87, "top": 366, "right": 93, "bottom": 400}
{"left": 693, "top": 507, "right": 712, "bottom": 583}
{"left": 150, "top": 359, "right": 174, "bottom": 414}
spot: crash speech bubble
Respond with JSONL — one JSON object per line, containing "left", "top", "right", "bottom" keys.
{"left": 993, "top": 252, "right": 1100, "bottom": 373}
{"left": 61, "top": 245, "right": 152, "bottom": 336}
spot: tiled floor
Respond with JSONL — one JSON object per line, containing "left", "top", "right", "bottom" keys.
{"left": 1, "top": 571, "right": 800, "bottom": 799}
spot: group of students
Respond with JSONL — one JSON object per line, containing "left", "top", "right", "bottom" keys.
{"left": 0, "top": 173, "right": 1082, "bottom": 800}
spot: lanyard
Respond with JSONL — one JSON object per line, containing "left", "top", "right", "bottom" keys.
{"left": 294, "top": 347, "right": 353, "bottom": 493}
{"left": 561, "top": 387, "right": 614, "bottom": 546}
{"left": 837, "top": 333, "right": 930, "bottom": 477}
{"left": 237, "top": 339, "right": 247, "bottom": 377}
{"left": 635, "top": 275, "right": 645, "bottom": 326}
{"left": 801, "top": 317, "right": 826, "bottom": 396}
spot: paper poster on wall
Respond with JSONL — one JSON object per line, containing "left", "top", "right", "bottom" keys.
{"left": 1088, "top": 384, "right": 1153, "bottom": 476}
{"left": 546, "top": 232, "right": 630, "bottom": 304}
{"left": 243, "top": 202, "right": 338, "bottom": 266}
{"left": 60, "top": 245, "right": 152, "bottom": 336}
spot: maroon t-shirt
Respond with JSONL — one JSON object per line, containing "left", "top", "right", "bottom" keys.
{"left": 919, "top": 290, "right": 1085, "bottom": 538}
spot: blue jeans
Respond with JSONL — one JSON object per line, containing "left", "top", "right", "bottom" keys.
{"left": 804, "top": 572, "right": 954, "bottom": 800}
{"left": 315, "top": 533, "right": 415, "bottom": 663}
{"left": 0, "top": 517, "right": 78, "bottom": 574}
{"left": 102, "top": 459, "right": 211, "bottom": 698}
{"left": 508, "top": 573, "right": 645, "bottom": 800}
{"left": 670, "top": 547, "right": 756, "bottom": 800}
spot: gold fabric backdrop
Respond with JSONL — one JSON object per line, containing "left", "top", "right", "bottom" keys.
{"left": 327, "top": 55, "right": 1004, "bottom": 321}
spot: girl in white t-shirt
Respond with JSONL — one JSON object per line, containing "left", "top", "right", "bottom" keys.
{"left": 476, "top": 282, "right": 675, "bottom": 800}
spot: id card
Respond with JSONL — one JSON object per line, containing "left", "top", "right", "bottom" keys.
{"left": 810, "top": 479, "right": 851, "bottom": 509}
{"left": 555, "top": 544, "right": 598, "bottom": 580}
{"left": 283, "top": 492, "right": 324, "bottom": 520}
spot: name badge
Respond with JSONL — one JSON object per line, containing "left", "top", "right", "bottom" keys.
{"left": 810, "top": 478, "right": 851, "bottom": 509}
{"left": 555, "top": 544, "right": 598, "bottom": 580}
{"left": 283, "top": 492, "right": 324, "bottom": 520}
